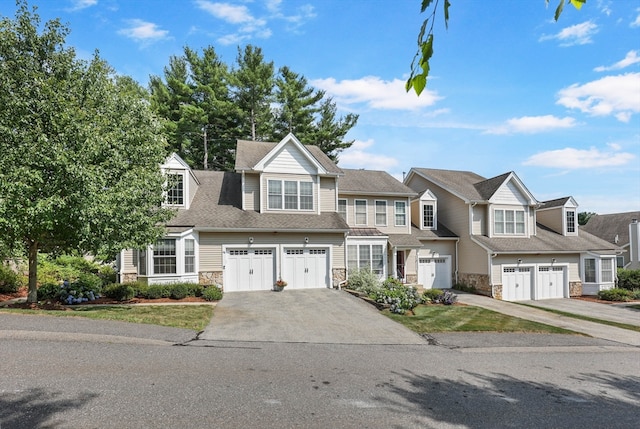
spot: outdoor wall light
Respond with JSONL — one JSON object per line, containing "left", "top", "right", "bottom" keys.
{"left": 304, "top": 237, "right": 309, "bottom": 244}
{"left": 517, "top": 259, "right": 523, "bottom": 264}
{"left": 552, "top": 258, "right": 556, "bottom": 263}
{"left": 249, "top": 237, "right": 254, "bottom": 244}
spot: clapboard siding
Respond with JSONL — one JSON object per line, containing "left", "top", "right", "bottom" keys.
{"left": 263, "top": 145, "right": 317, "bottom": 174}
{"left": 320, "top": 177, "right": 337, "bottom": 212}
{"left": 243, "top": 173, "right": 260, "bottom": 211}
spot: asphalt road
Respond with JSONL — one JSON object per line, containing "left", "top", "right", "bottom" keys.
{"left": 1, "top": 316, "right": 638, "bottom": 429}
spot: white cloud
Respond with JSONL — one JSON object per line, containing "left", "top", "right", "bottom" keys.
{"left": 485, "top": 115, "right": 577, "bottom": 135}
{"left": 338, "top": 139, "right": 399, "bottom": 170}
{"left": 523, "top": 146, "right": 635, "bottom": 169}
{"left": 118, "top": 19, "right": 169, "bottom": 43}
{"left": 594, "top": 50, "right": 640, "bottom": 72}
{"left": 195, "top": 1, "right": 253, "bottom": 24}
{"left": 539, "top": 20, "right": 599, "bottom": 46}
{"left": 631, "top": 8, "right": 640, "bottom": 27}
{"left": 556, "top": 73, "right": 640, "bottom": 122}
{"left": 311, "top": 76, "right": 442, "bottom": 111}
{"left": 66, "top": 0, "right": 97, "bottom": 12}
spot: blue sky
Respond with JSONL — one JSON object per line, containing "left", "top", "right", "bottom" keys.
{"left": 3, "top": 0, "right": 639, "bottom": 214}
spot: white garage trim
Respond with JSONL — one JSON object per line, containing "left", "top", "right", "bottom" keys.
{"left": 281, "top": 245, "right": 331, "bottom": 289}
{"left": 418, "top": 256, "right": 452, "bottom": 290}
{"left": 501, "top": 263, "right": 569, "bottom": 301}
{"left": 223, "top": 246, "right": 276, "bottom": 292}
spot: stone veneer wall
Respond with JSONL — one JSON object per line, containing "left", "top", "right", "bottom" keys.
{"left": 459, "top": 273, "right": 492, "bottom": 297}
{"left": 569, "top": 281, "right": 582, "bottom": 297}
{"left": 200, "top": 271, "right": 223, "bottom": 288}
{"left": 121, "top": 273, "right": 138, "bottom": 284}
{"left": 405, "top": 274, "right": 418, "bottom": 284}
{"left": 332, "top": 268, "right": 346, "bottom": 288}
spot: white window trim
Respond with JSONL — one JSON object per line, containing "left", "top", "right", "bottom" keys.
{"left": 338, "top": 198, "right": 348, "bottom": 222}
{"left": 422, "top": 201, "right": 436, "bottom": 230}
{"left": 355, "top": 199, "right": 368, "bottom": 226}
{"left": 346, "top": 238, "right": 387, "bottom": 278}
{"left": 267, "top": 178, "right": 314, "bottom": 212}
{"left": 165, "top": 172, "right": 186, "bottom": 207}
{"left": 565, "top": 209, "right": 577, "bottom": 235}
{"left": 394, "top": 200, "right": 407, "bottom": 227}
{"left": 581, "top": 254, "right": 616, "bottom": 285}
{"left": 140, "top": 232, "right": 199, "bottom": 284}
{"left": 493, "top": 208, "right": 526, "bottom": 236}
{"left": 374, "top": 200, "right": 387, "bottom": 226}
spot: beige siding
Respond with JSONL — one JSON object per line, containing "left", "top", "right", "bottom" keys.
{"left": 263, "top": 145, "right": 317, "bottom": 174}
{"left": 261, "top": 173, "right": 317, "bottom": 212}
{"left": 537, "top": 207, "right": 563, "bottom": 234}
{"left": 244, "top": 173, "right": 260, "bottom": 211}
{"left": 320, "top": 177, "right": 337, "bottom": 212}
{"left": 471, "top": 205, "right": 486, "bottom": 235}
{"left": 339, "top": 195, "right": 412, "bottom": 234}
{"left": 121, "top": 249, "right": 137, "bottom": 273}
{"left": 492, "top": 180, "right": 530, "bottom": 205}
{"left": 198, "top": 232, "right": 345, "bottom": 272}
{"left": 490, "top": 254, "right": 580, "bottom": 284}
{"left": 410, "top": 199, "right": 421, "bottom": 228}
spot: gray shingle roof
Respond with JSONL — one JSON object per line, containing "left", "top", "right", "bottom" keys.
{"left": 539, "top": 197, "right": 572, "bottom": 209}
{"left": 348, "top": 228, "right": 386, "bottom": 237}
{"left": 340, "top": 169, "right": 417, "bottom": 196}
{"left": 473, "top": 172, "right": 512, "bottom": 200}
{"left": 410, "top": 224, "right": 458, "bottom": 239}
{"left": 581, "top": 211, "right": 640, "bottom": 246}
{"left": 234, "top": 139, "right": 343, "bottom": 175}
{"left": 472, "top": 224, "right": 620, "bottom": 253}
{"left": 411, "top": 168, "right": 488, "bottom": 201}
{"left": 167, "top": 171, "right": 349, "bottom": 232}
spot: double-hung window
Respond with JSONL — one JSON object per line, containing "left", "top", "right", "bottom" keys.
{"left": 375, "top": 201, "right": 387, "bottom": 226}
{"left": 422, "top": 204, "right": 434, "bottom": 228}
{"left": 566, "top": 210, "right": 576, "bottom": 234}
{"left": 338, "top": 199, "right": 347, "bottom": 221}
{"left": 184, "top": 239, "right": 195, "bottom": 273}
{"left": 494, "top": 209, "right": 525, "bottom": 235}
{"left": 153, "top": 239, "right": 176, "bottom": 274}
{"left": 584, "top": 258, "right": 596, "bottom": 283}
{"left": 355, "top": 200, "right": 367, "bottom": 225}
{"left": 395, "top": 201, "right": 406, "bottom": 226}
{"left": 601, "top": 258, "right": 613, "bottom": 283}
{"left": 166, "top": 174, "right": 184, "bottom": 205}
{"left": 268, "top": 179, "right": 313, "bottom": 211}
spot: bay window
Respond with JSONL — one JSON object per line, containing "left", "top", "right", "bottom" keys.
{"left": 153, "top": 239, "right": 177, "bottom": 274}
{"left": 347, "top": 243, "right": 385, "bottom": 276}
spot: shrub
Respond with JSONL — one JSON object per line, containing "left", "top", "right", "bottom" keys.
{"left": 37, "top": 282, "right": 60, "bottom": 301}
{"left": 169, "top": 283, "right": 189, "bottom": 300}
{"left": 126, "top": 281, "right": 148, "bottom": 298}
{"left": 422, "top": 288, "right": 444, "bottom": 303}
{"left": 633, "top": 289, "right": 640, "bottom": 300}
{"left": 57, "top": 278, "right": 103, "bottom": 304}
{"left": 452, "top": 282, "right": 476, "bottom": 293}
{"left": 203, "top": 286, "right": 223, "bottom": 301}
{"left": 598, "top": 288, "right": 634, "bottom": 302}
{"left": 347, "top": 268, "right": 381, "bottom": 295}
{"left": 0, "top": 264, "right": 21, "bottom": 293}
{"left": 187, "top": 283, "right": 204, "bottom": 297}
{"left": 145, "top": 284, "right": 171, "bottom": 299}
{"left": 103, "top": 283, "right": 136, "bottom": 301}
{"left": 370, "top": 278, "right": 421, "bottom": 314}
{"left": 97, "top": 265, "right": 117, "bottom": 285}
{"left": 438, "top": 290, "right": 458, "bottom": 305}
{"left": 617, "top": 269, "right": 640, "bottom": 291}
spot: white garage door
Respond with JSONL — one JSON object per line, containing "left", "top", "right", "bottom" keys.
{"left": 225, "top": 248, "right": 275, "bottom": 292}
{"left": 502, "top": 267, "right": 533, "bottom": 301}
{"left": 418, "top": 257, "right": 452, "bottom": 290}
{"left": 536, "top": 266, "right": 566, "bottom": 299}
{"left": 282, "top": 248, "right": 329, "bottom": 289}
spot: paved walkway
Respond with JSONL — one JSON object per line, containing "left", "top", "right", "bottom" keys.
{"left": 521, "top": 298, "right": 640, "bottom": 327}
{"left": 456, "top": 292, "right": 640, "bottom": 347}
{"left": 199, "top": 288, "right": 425, "bottom": 344}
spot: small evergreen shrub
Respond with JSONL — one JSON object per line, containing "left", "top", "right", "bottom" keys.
{"left": 169, "top": 283, "right": 189, "bottom": 300}
{"left": 347, "top": 268, "right": 381, "bottom": 295}
{"left": 598, "top": 288, "right": 634, "bottom": 302}
{"left": 37, "top": 282, "right": 60, "bottom": 301}
{"left": 127, "top": 281, "right": 148, "bottom": 298}
{"left": 617, "top": 269, "right": 640, "bottom": 291}
{"left": 421, "top": 288, "right": 444, "bottom": 303}
{"left": 145, "top": 284, "right": 171, "bottom": 299}
{"left": 369, "top": 277, "right": 421, "bottom": 314}
{"left": 103, "top": 283, "right": 136, "bottom": 301}
{"left": 633, "top": 289, "right": 640, "bottom": 300}
{"left": 187, "top": 283, "right": 204, "bottom": 297}
{"left": 97, "top": 265, "right": 117, "bottom": 285}
{"left": 203, "top": 286, "right": 223, "bottom": 301}
{"left": 0, "top": 264, "right": 21, "bottom": 293}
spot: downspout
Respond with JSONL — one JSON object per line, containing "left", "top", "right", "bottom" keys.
{"left": 454, "top": 238, "right": 459, "bottom": 285}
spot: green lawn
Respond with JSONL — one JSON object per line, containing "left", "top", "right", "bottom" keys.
{"left": 384, "top": 304, "right": 578, "bottom": 334}
{"left": 0, "top": 305, "right": 214, "bottom": 331}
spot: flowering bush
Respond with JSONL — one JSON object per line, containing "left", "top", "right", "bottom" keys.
{"left": 369, "top": 277, "right": 421, "bottom": 314}
{"left": 275, "top": 279, "right": 287, "bottom": 287}
{"left": 57, "top": 275, "right": 103, "bottom": 304}
{"left": 347, "top": 268, "right": 380, "bottom": 295}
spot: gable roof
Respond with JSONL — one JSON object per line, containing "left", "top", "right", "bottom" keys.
{"left": 166, "top": 170, "right": 349, "bottom": 232}
{"left": 581, "top": 211, "right": 640, "bottom": 246}
{"left": 539, "top": 196, "right": 578, "bottom": 210}
{"left": 472, "top": 223, "right": 620, "bottom": 254}
{"left": 340, "top": 169, "right": 417, "bottom": 196}
{"left": 234, "top": 136, "right": 343, "bottom": 175}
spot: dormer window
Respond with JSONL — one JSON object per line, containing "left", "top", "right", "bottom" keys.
{"left": 566, "top": 210, "right": 576, "bottom": 234}
{"left": 494, "top": 209, "right": 525, "bottom": 235}
{"left": 422, "top": 203, "right": 435, "bottom": 229}
{"left": 268, "top": 179, "right": 314, "bottom": 211}
{"left": 167, "top": 174, "right": 184, "bottom": 206}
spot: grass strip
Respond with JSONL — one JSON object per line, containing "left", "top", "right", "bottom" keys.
{"left": 518, "top": 304, "right": 640, "bottom": 333}
{"left": 384, "top": 304, "right": 577, "bottom": 334}
{"left": 0, "top": 305, "right": 213, "bottom": 331}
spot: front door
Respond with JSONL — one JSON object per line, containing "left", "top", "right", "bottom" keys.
{"left": 396, "top": 251, "right": 405, "bottom": 282}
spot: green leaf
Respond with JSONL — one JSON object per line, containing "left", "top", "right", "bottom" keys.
{"left": 554, "top": 0, "right": 565, "bottom": 21}
{"left": 570, "top": 0, "right": 585, "bottom": 10}
{"left": 444, "top": 0, "right": 451, "bottom": 29}
{"left": 413, "top": 74, "right": 427, "bottom": 96}
{"left": 421, "top": 0, "right": 434, "bottom": 13}
{"left": 417, "top": 18, "right": 429, "bottom": 44}
{"left": 420, "top": 34, "right": 434, "bottom": 69}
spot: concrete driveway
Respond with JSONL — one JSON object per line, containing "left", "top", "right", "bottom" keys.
{"left": 199, "top": 288, "right": 425, "bottom": 344}
{"left": 521, "top": 298, "right": 640, "bottom": 327}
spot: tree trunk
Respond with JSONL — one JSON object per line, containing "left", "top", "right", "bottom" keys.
{"left": 250, "top": 108, "right": 256, "bottom": 141}
{"left": 27, "top": 240, "right": 38, "bottom": 303}
{"left": 203, "top": 126, "right": 208, "bottom": 170}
